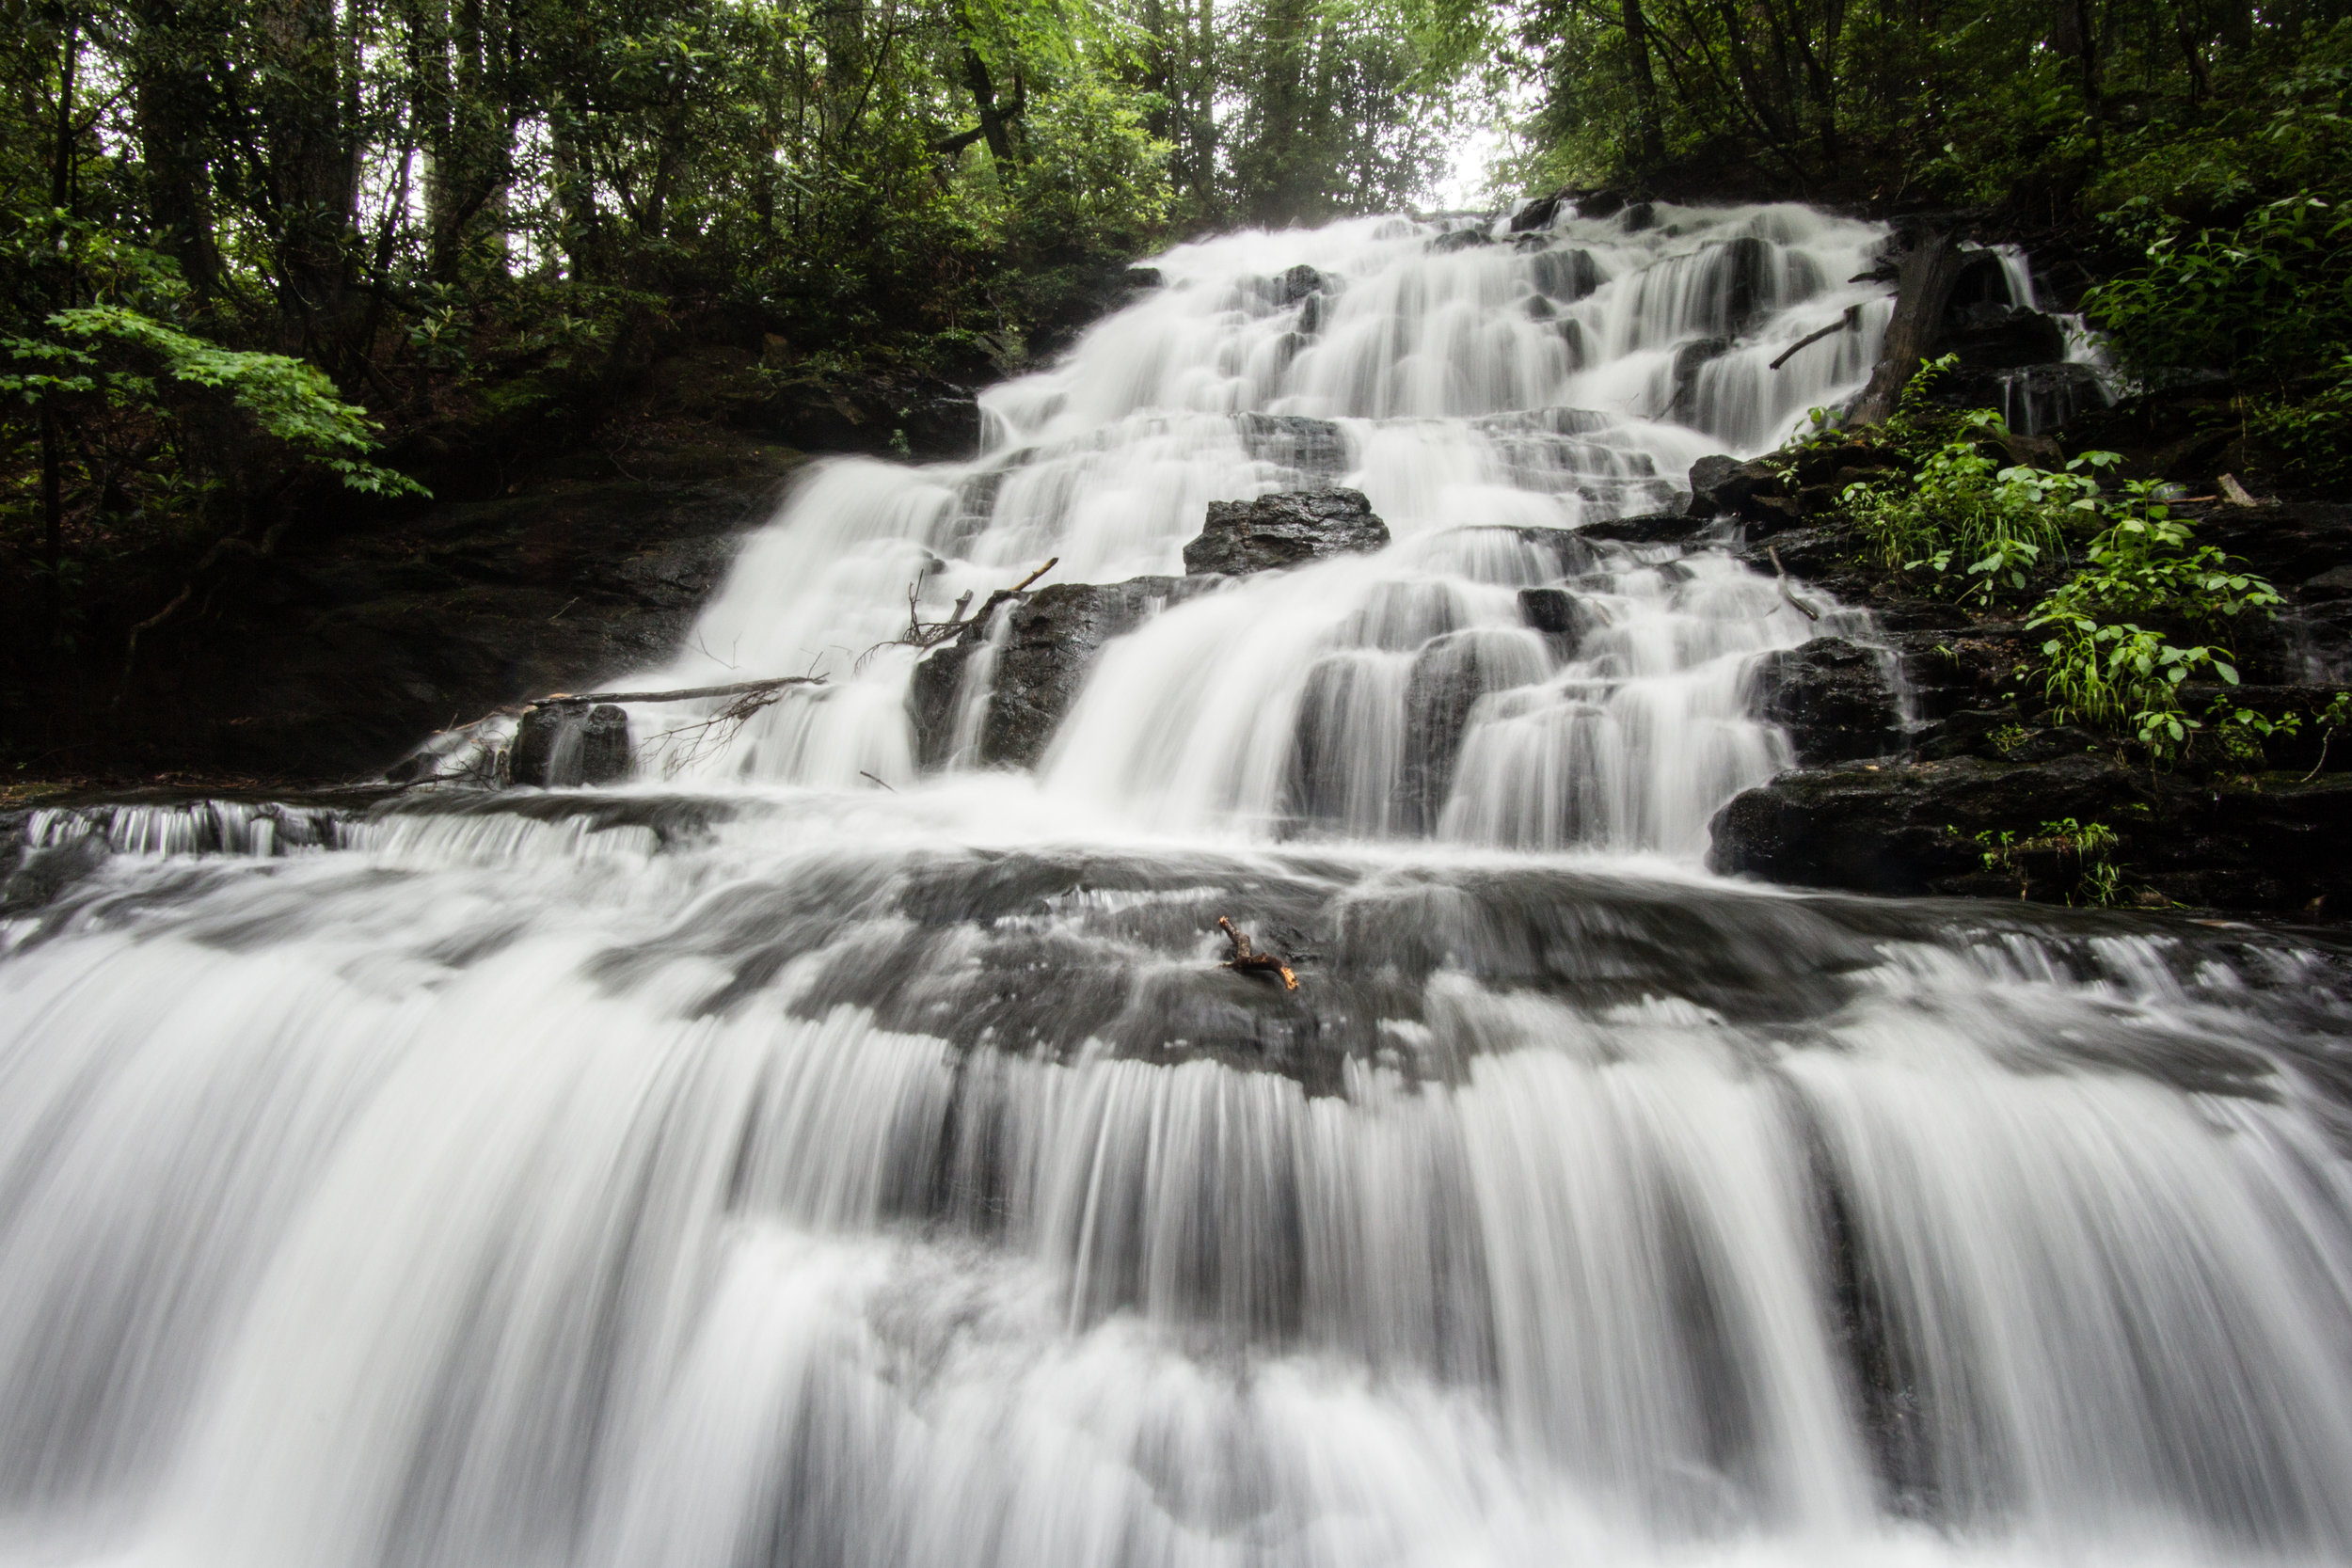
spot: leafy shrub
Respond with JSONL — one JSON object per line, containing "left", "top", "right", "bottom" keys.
{"left": 1840, "top": 404, "right": 2112, "bottom": 602}
{"left": 2026, "top": 484, "right": 2282, "bottom": 759}
{"left": 2085, "top": 196, "right": 2352, "bottom": 396}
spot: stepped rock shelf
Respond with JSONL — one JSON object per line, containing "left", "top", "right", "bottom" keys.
{"left": 9, "top": 203, "right": 2352, "bottom": 1568}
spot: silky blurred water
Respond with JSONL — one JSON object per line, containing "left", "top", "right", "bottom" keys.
{"left": 4, "top": 203, "right": 2349, "bottom": 1568}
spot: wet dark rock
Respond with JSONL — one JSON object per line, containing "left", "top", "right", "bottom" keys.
{"left": 512, "top": 702, "right": 634, "bottom": 787}
{"left": 1184, "top": 490, "right": 1391, "bottom": 577}
{"left": 1510, "top": 191, "right": 1570, "bottom": 231}
{"left": 1747, "top": 638, "right": 1903, "bottom": 764}
{"left": 1278, "top": 263, "right": 1332, "bottom": 305}
{"left": 1708, "top": 754, "right": 2352, "bottom": 915}
{"left": 1716, "top": 235, "right": 1775, "bottom": 338}
{"left": 1621, "top": 202, "right": 1657, "bottom": 232}
{"left": 1402, "top": 628, "right": 1548, "bottom": 831}
{"left": 1708, "top": 753, "right": 2149, "bottom": 896}
{"left": 1529, "top": 247, "right": 1601, "bottom": 302}
{"left": 1936, "top": 304, "right": 2067, "bottom": 373}
{"left": 1518, "top": 588, "right": 1577, "bottom": 636}
{"left": 0, "top": 832, "right": 111, "bottom": 915}
{"left": 916, "top": 578, "right": 1227, "bottom": 771}
{"left": 1497, "top": 527, "right": 1601, "bottom": 578}
{"left": 908, "top": 639, "right": 977, "bottom": 770}
{"left": 1429, "top": 229, "right": 1494, "bottom": 254}
{"left": 1233, "top": 413, "right": 1351, "bottom": 482}
{"left": 1671, "top": 338, "right": 1733, "bottom": 424}
{"left": 1580, "top": 512, "right": 1708, "bottom": 546}
{"left": 1687, "top": 453, "right": 1785, "bottom": 519}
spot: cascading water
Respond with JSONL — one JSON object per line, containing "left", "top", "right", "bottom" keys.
{"left": 5, "top": 201, "right": 2352, "bottom": 1568}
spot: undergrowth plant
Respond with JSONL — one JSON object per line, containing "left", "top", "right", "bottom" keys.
{"left": 1839, "top": 366, "right": 2116, "bottom": 603}
{"left": 1973, "top": 817, "right": 2125, "bottom": 905}
{"left": 2026, "top": 483, "right": 2284, "bottom": 761}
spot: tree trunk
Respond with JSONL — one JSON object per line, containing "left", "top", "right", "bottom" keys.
{"left": 133, "top": 2, "right": 224, "bottom": 299}
{"left": 1851, "top": 226, "right": 1963, "bottom": 426}
{"left": 1621, "top": 0, "right": 1664, "bottom": 167}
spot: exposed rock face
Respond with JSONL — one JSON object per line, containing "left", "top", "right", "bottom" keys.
{"left": 1529, "top": 247, "right": 1601, "bottom": 301}
{"left": 1708, "top": 756, "right": 2352, "bottom": 913}
{"left": 1429, "top": 228, "right": 1494, "bottom": 254}
{"left": 1939, "top": 303, "right": 2068, "bottom": 372}
{"left": 1670, "top": 339, "right": 1733, "bottom": 424}
{"left": 1746, "top": 637, "right": 1903, "bottom": 764}
{"left": 512, "top": 702, "right": 633, "bottom": 786}
{"left": 1401, "top": 628, "right": 1550, "bottom": 830}
{"left": 911, "top": 577, "right": 1226, "bottom": 771}
{"left": 1233, "top": 414, "right": 1351, "bottom": 483}
{"left": 1687, "top": 453, "right": 1784, "bottom": 519}
{"left": 1184, "top": 490, "right": 1391, "bottom": 577}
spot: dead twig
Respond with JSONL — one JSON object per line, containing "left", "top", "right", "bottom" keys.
{"left": 1767, "top": 545, "right": 1821, "bottom": 622}
{"left": 1769, "top": 313, "right": 1851, "bottom": 371}
{"left": 1217, "top": 915, "right": 1298, "bottom": 990}
{"left": 858, "top": 770, "right": 897, "bottom": 791}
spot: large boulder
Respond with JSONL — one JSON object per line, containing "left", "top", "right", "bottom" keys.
{"left": 1745, "top": 638, "right": 1903, "bottom": 764}
{"left": 1686, "top": 453, "right": 1785, "bottom": 519}
{"left": 1184, "top": 490, "right": 1391, "bottom": 577}
{"left": 1528, "top": 247, "right": 1601, "bottom": 301}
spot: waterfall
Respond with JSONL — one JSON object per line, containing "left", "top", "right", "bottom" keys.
{"left": 629, "top": 201, "right": 1892, "bottom": 839}
{"left": 5, "top": 201, "right": 2352, "bottom": 1568}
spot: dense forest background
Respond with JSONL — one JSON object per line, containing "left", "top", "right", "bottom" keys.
{"left": 1, "top": 0, "right": 2347, "bottom": 773}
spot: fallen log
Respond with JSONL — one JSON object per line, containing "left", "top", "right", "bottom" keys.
{"left": 1217, "top": 915, "right": 1298, "bottom": 990}
{"left": 1768, "top": 308, "right": 1859, "bottom": 372}
{"left": 533, "top": 675, "right": 825, "bottom": 707}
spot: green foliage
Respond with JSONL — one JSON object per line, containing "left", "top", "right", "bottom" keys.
{"left": 1839, "top": 394, "right": 2110, "bottom": 602}
{"left": 2026, "top": 487, "right": 2282, "bottom": 762}
{"left": 1973, "top": 817, "right": 2125, "bottom": 906}
{"left": 46, "top": 305, "right": 421, "bottom": 497}
{"left": 2084, "top": 197, "right": 2352, "bottom": 394}
{"left": 1503, "top": 0, "right": 2352, "bottom": 228}
{"left": 0, "top": 0, "right": 1479, "bottom": 687}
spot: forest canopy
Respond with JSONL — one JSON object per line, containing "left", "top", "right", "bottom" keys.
{"left": 4, "top": 0, "right": 2348, "bottom": 689}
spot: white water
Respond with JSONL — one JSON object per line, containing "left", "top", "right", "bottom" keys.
{"left": 5, "top": 202, "right": 2351, "bottom": 1568}
{"left": 625, "top": 201, "right": 1892, "bottom": 847}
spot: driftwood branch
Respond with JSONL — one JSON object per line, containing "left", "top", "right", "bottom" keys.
{"left": 870, "top": 557, "right": 1061, "bottom": 668}
{"left": 535, "top": 675, "right": 825, "bottom": 706}
{"left": 1851, "top": 227, "right": 1963, "bottom": 425}
{"left": 1217, "top": 916, "right": 1298, "bottom": 990}
{"left": 1769, "top": 309, "right": 1855, "bottom": 371}
{"left": 1767, "top": 545, "right": 1821, "bottom": 621}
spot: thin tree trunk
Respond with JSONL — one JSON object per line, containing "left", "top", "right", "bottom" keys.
{"left": 1622, "top": 0, "right": 1664, "bottom": 166}
{"left": 42, "top": 10, "right": 81, "bottom": 656}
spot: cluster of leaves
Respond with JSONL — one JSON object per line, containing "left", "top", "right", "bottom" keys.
{"left": 2026, "top": 486, "right": 2282, "bottom": 759}
{"left": 1974, "top": 817, "right": 2125, "bottom": 907}
{"left": 1832, "top": 360, "right": 2299, "bottom": 769}
{"left": 1841, "top": 413, "right": 2109, "bottom": 603}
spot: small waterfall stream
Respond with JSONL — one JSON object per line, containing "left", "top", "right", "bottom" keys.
{"left": 4, "top": 201, "right": 2351, "bottom": 1568}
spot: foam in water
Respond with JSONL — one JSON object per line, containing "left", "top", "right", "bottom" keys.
{"left": 4, "top": 202, "right": 2351, "bottom": 1568}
